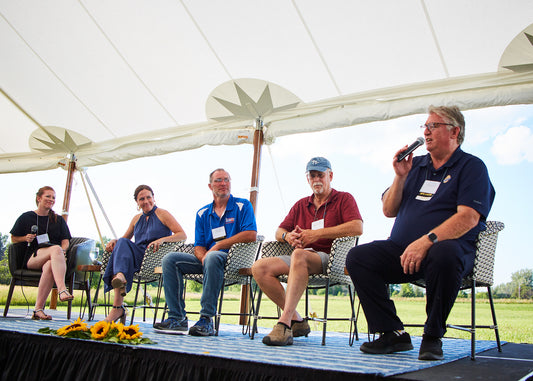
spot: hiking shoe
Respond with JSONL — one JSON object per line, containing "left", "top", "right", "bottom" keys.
{"left": 189, "top": 316, "right": 215, "bottom": 336}
{"left": 262, "top": 323, "right": 293, "bottom": 346}
{"left": 153, "top": 317, "right": 188, "bottom": 334}
{"left": 291, "top": 319, "right": 311, "bottom": 337}
{"left": 360, "top": 331, "right": 414, "bottom": 354}
{"left": 418, "top": 334, "right": 444, "bottom": 361}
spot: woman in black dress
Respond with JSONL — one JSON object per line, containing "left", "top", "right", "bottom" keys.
{"left": 10, "top": 186, "right": 73, "bottom": 320}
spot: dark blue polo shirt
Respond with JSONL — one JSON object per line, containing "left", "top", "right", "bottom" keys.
{"left": 389, "top": 148, "right": 495, "bottom": 253}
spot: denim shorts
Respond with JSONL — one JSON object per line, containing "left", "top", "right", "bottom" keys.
{"left": 278, "top": 250, "right": 329, "bottom": 274}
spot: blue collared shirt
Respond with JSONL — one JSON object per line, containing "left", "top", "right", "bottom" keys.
{"left": 194, "top": 194, "right": 257, "bottom": 252}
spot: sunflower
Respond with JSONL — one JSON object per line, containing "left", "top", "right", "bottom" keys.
{"left": 118, "top": 324, "right": 143, "bottom": 340}
{"left": 56, "top": 317, "right": 89, "bottom": 336}
{"left": 90, "top": 321, "right": 110, "bottom": 339}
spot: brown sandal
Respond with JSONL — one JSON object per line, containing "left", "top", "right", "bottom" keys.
{"left": 59, "top": 289, "right": 74, "bottom": 302}
{"left": 32, "top": 309, "right": 52, "bottom": 320}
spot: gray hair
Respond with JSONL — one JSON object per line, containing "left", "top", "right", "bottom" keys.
{"left": 428, "top": 105, "right": 465, "bottom": 145}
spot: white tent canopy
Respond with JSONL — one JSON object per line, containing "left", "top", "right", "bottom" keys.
{"left": 1, "top": 1, "right": 532, "bottom": 173}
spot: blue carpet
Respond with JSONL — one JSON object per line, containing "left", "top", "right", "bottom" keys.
{"left": 0, "top": 311, "right": 500, "bottom": 378}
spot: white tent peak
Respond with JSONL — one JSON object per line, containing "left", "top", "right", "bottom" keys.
{"left": 499, "top": 23, "right": 533, "bottom": 73}
{"left": 206, "top": 78, "right": 301, "bottom": 122}
{"left": 29, "top": 126, "right": 92, "bottom": 154}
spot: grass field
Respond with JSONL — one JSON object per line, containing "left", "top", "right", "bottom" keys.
{"left": 2, "top": 285, "right": 532, "bottom": 344}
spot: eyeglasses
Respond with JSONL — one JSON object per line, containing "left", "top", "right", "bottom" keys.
{"left": 420, "top": 122, "right": 455, "bottom": 131}
{"left": 212, "top": 178, "right": 230, "bottom": 183}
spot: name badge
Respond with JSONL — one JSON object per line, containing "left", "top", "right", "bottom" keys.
{"left": 37, "top": 233, "right": 50, "bottom": 244}
{"left": 212, "top": 226, "right": 226, "bottom": 241}
{"left": 416, "top": 180, "right": 440, "bottom": 201}
{"left": 311, "top": 219, "right": 325, "bottom": 230}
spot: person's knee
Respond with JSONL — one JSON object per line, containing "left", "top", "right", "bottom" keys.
{"left": 346, "top": 246, "right": 365, "bottom": 274}
{"left": 426, "top": 242, "right": 463, "bottom": 272}
{"left": 162, "top": 252, "right": 179, "bottom": 269}
{"left": 203, "top": 251, "right": 225, "bottom": 269}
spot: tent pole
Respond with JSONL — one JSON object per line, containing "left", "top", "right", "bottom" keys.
{"left": 50, "top": 155, "right": 76, "bottom": 310}
{"left": 239, "top": 119, "right": 264, "bottom": 325}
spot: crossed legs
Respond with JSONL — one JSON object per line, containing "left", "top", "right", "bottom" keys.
{"left": 27, "top": 245, "right": 72, "bottom": 318}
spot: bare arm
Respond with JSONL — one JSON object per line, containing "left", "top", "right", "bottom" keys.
{"left": 148, "top": 208, "right": 187, "bottom": 250}
{"left": 400, "top": 205, "right": 481, "bottom": 274}
{"left": 278, "top": 220, "right": 363, "bottom": 248}
{"left": 194, "top": 230, "right": 257, "bottom": 264}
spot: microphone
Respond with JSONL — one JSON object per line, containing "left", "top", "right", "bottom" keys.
{"left": 28, "top": 225, "right": 38, "bottom": 247}
{"left": 397, "top": 137, "right": 425, "bottom": 162}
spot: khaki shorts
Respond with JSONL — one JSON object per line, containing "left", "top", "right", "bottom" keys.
{"left": 278, "top": 250, "right": 329, "bottom": 274}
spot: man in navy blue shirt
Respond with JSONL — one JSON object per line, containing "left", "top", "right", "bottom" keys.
{"left": 346, "top": 105, "right": 495, "bottom": 360}
{"left": 154, "top": 168, "right": 257, "bottom": 336}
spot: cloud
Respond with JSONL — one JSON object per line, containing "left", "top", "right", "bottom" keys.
{"left": 491, "top": 125, "right": 533, "bottom": 165}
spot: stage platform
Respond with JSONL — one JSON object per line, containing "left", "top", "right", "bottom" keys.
{"left": 0, "top": 309, "right": 532, "bottom": 380}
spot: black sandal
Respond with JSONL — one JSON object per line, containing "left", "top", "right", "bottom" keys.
{"left": 105, "top": 305, "right": 128, "bottom": 324}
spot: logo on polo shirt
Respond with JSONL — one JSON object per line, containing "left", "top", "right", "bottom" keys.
{"left": 443, "top": 175, "right": 451, "bottom": 183}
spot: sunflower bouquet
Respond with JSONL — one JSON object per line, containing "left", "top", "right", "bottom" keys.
{"left": 38, "top": 318, "right": 156, "bottom": 345}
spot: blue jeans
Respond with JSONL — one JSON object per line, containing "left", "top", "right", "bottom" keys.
{"left": 161, "top": 250, "right": 227, "bottom": 320}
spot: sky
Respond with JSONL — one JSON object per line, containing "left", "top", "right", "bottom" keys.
{"left": 1, "top": 104, "right": 532, "bottom": 286}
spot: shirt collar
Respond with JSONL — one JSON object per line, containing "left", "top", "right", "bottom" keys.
{"left": 306, "top": 188, "right": 338, "bottom": 206}
{"left": 419, "top": 147, "right": 463, "bottom": 170}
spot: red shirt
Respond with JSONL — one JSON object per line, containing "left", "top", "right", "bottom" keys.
{"left": 279, "top": 189, "right": 362, "bottom": 253}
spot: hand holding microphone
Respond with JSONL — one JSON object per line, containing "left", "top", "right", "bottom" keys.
{"left": 28, "top": 225, "right": 38, "bottom": 247}
{"left": 397, "top": 137, "right": 425, "bottom": 162}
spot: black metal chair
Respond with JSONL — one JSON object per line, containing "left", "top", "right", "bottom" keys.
{"left": 3, "top": 237, "right": 94, "bottom": 319}
{"left": 251, "top": 236, "right": 360, "bottom": 345}
{"left": 154, "top": 240, "right": 262, "bottom": 335}
{"left": 90, "top": 241, "right": 184, "bottom": 323}
{"left": 405, "top": 221, "right": 505, "bottom": 360}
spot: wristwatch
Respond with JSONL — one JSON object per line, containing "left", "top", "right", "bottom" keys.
{"left": 281, "top": 232, "right": 288, "bottom": 242}
{"left": 427, "top": 232, "right": 438, "bottom": 243}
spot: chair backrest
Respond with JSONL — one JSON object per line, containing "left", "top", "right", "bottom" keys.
{"left": 258, "top": 236, "right": 358, "bottom": 286}
{"left": 326, "top": 236, "right": 359, "bottom": 284}
{"left": 466, "top": 220, "right": 504, "bottom": 287}
{"left": 259, "top": 241, "right": 293, "bottom": 259}
{"left": 136, "top": 241, "right": 185, "bottom": 282}
{"left": 412, "top": 221, "right": 504, "bottom": 289}
{"left": 223, "top": 241, "right": 262, "bottom": 284}
{"left": 7, "top": 243, "right": 28, "bottom": 275}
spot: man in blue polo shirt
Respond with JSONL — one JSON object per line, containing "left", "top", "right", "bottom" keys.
{"left": 346, "top": 105, "right": 495, "bottom": 360}
{"left": 154, "top": 168, "right": 257, "bottom": 336}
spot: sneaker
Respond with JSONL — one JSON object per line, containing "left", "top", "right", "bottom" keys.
{"left": 360, "top": 331, "right": 414, "bottom": 354}
{"left": 418, "top": 334, "right": 444, "bottom": 361}
{"left": 291, "top": 319, "right": 311, "bottom": 337}
{"left": 189, "top": 316, "right": 215, "bottom": 336}
{"left": 153, "top": 317, "right": 188, "bottom": 334}
{"left": 262, "top": 323, "right": 293, "bottom": 346}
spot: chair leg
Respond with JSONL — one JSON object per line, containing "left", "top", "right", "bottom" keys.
{"left": 487, "top": 286, "right": 502, "bottom": 352}
{"left": 130, "top": 280, "right": 141, "bottom": 325}
{"left": 348, "top": 284, "right": 358, "bottom": 346}
{"left": 90, "top": 274, "right": 103, "bottom": 321}
{"left": 84, "top": 279, "right": 92, "bottom": 319}
{"left": 322, "top": 282, "right": 330, "bottom": 346}
{"left": 3, "top": 280, "right": 16, "bottom": 317}
{"left": 215, "top": 286, "right": 225, "bottom": 336}
{"left": 67, "top": 276, "right": 74, "bottom": 320}
{"left": 471, "top": 282, "right": 476, "bottom": 360}
{"left": 251, "top": 288, "right": 263, "bottom": 340}
{"left": 153, "top": 274, "right": 164, "bottom": 326}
